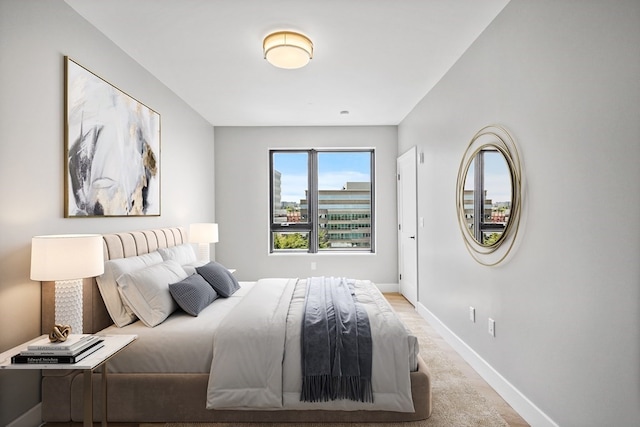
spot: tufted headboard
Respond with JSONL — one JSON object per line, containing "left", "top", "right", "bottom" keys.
{"left": 41, "top": 227, "right": 187, "bottom": 334}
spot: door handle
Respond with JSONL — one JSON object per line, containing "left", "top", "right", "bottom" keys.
{"left": 409, "top": 236, "right": 416, "bottom": 239}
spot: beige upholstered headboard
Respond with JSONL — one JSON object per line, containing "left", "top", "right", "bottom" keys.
{"left": 41, "top": 227, "right": 187, "bottom": 334}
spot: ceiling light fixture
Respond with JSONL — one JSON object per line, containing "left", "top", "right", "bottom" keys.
{"left": 263, "top": 31, "right": 313, "bottom": 69}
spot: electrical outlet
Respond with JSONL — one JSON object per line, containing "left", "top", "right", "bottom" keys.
{"left": 488, "top": 318, "right": 495, "bottom": 337}
{"left": 469, "top": 306, "right": 475, "bottom": 323}
{"left": 311, "top": 262, "right": 317, "bottom": 270}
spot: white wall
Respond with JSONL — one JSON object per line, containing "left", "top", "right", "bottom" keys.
{"left": 0, "top": 1, "right": 215, "bottom": 424}
{"left": 214, "top": 126, "right": 398, "bottom": 284}
{"left": 399, "top": 0, "right": 640, "bottom": 425}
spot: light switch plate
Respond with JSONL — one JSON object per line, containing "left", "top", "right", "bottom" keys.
{"left": 488, "top": 318, "right": 495, "bottom": 337}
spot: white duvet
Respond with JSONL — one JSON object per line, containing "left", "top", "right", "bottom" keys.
{"left": 206, "top": 277, "right": 416, "bottom": 412}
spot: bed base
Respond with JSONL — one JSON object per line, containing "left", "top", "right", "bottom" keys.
{"left": 42, "top": 355, "right": 430, "bottom": 423}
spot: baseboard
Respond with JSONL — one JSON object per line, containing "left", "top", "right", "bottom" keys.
{"left": 375, "top": 283, "right": 399, "bottom": 293}
{"left": 416, "top": 302, "right": 558, "bottom": 427}
{"left": 6, "top": 403, "right": 42, "bottom": 427}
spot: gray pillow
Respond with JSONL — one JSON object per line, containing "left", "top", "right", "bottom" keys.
{"left": 196, "top": 262, "right": 240, "bottom": 297}
{"left": 169, "top": 274, "right": 219, "bottom": 316}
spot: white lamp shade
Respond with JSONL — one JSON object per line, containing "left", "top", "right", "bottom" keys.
{"left": 30, "top": 234, "right": 104, "bottom": 281}
{"left": 189, "top": 223, "right": 219, "bottom": 243}
{"left": 263, "top": 31, "right": 313, "bottom": 69}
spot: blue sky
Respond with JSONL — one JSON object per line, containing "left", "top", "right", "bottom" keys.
{"left": 464, "top": 151, "right": 512, "bottom": 203}
{"left": 274, "top": 152, "right": 370, "bottom": 203}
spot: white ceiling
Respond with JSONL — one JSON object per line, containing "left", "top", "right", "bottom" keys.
{"left": 64, "top": 0, "right": 509, "bottom": 127}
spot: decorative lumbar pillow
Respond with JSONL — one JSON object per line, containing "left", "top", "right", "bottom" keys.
{"left": 97, "top": 251, "right": 164, "bottom": 327}
{"left": 116, "top": 260, "right": 188, "bottom": 327}
{"left": 196, "top": 262, "right": 240, "bottom": 298}
{"left": 169, "top": 274, "right": 219, "bottom": 316}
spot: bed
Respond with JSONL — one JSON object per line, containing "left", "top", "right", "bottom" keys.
{"left": 40, "top": 227, "right": 432, "bottom": 423}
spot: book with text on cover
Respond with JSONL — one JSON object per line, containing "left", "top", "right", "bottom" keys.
{"left": 12, "top": 340, "right": 104, "bottom": 364}
{"left": 26, "top": 334, "right": 100, "bottom": 355}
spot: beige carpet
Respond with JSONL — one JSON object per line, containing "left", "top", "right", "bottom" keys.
{"left": 142, "top": 295, "right": 510, "bottom": 427}
{"left": 394, "top": 296, "right": 509, "bottom": 427}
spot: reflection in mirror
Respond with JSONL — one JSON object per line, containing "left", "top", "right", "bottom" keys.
{"left": 462, "top": 147, "right": 512, "bottom": 246}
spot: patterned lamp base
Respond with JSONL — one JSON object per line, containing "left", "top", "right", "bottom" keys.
{"left": 197, "top": 243, "right": 210, "bottom": 262}
{"left": 54, "top": 279, "right": 83, "bottom": 334}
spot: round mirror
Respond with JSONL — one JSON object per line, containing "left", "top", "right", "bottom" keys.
{"left": 456, "top": 126, "right": 522, "bottom": 266}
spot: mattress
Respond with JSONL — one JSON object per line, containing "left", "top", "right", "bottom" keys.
{"left": 101, "top": 282, "right": 255, "bottom": 373}
{"left": 101, "top": 279, "right": 418, "bottom": 376}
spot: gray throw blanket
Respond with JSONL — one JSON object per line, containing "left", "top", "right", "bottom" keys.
{"left": 300, "top": 277, "right": 373, "bottom": 403}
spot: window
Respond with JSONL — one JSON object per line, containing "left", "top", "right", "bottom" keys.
{"left": 463, "top": 148, "right": 511, "bottom": 245}
{"left": 270, "top": 149, "right": 374, "bottom": 253}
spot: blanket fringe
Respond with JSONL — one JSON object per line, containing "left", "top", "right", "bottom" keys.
{"left": 301, "top": 375, "right": 373, "bottom": 403}
{"left": 301, "top": 374, "right": 332, "bottom": 402}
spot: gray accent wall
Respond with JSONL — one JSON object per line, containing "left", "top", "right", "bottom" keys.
{"left": 214, "top": 126, "right": 399, "bottom": 283}
{"left": 398, "top": 0, "right": 640, "bottom": 425}
{"left": 0, "top": 1, "right": 215, "bottom": 425}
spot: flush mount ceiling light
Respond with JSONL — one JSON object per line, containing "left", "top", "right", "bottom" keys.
{"left": 263, "top": 31, "right": 313, "bottom": 69}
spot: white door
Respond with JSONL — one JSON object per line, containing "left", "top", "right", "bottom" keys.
{"left": 397, "top": 147, "right": 418, "bottom": 306}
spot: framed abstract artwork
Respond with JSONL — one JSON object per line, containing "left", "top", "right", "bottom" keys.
{"left": 64, "top": 57, "right": 161, "bottom": 217}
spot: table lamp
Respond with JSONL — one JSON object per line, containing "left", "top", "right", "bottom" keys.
{"left": 30, "top": 234, "right": 104, "bottom": 335}
{"left": 189, "top": 223, "right": 219, "bottom": 262}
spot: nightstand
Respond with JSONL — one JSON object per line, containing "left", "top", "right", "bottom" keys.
{"left": 0, "top": 334, "right": 136, "bottom": 427}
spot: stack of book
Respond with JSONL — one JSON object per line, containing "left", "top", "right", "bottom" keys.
{"left": 12, "top": 334, "right": 104, "bottom": 364}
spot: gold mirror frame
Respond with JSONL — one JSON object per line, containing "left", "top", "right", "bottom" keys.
{"left": 456, "top": 125, "right": 522, "bottom": 266}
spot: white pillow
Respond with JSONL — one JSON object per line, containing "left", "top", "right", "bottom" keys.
{"left": 97, "top": 251, "right": 164, "bottom": 327}
{"left": 157, "top": 244, "right": 197, "bottom": 266}
{"left": 116, "top": 260, "right": 188, "bottom": 327}
{"left": 182, "top": 260, "right": 208, "bottom": 276}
